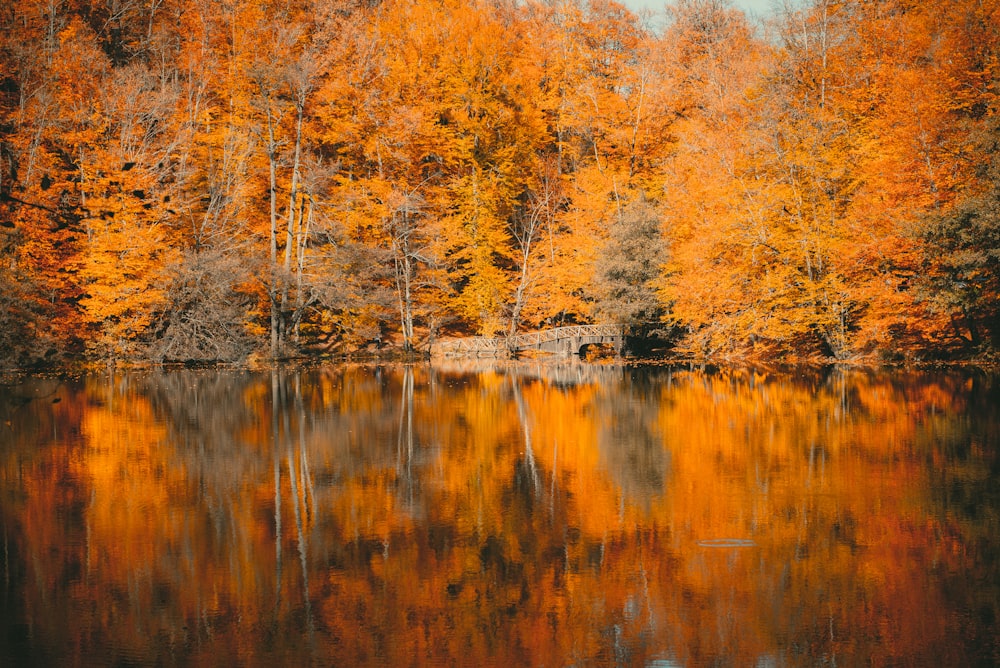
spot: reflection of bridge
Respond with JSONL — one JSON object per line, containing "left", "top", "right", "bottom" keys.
{"left": 433, "top": 324, "right": 625, "bottom": 358}
{"left": 430, "top": 358, "right": 627, "bottom": 386}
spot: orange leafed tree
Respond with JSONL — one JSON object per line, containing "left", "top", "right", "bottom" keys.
{"left": 1, "top": 0, "right": 999, "bottom": 362}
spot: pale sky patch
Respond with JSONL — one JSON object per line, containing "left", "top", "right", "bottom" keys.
{"left": 621, "top": 0, "right": 783, "bottom": 21}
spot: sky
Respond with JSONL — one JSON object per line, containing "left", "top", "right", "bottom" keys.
{"left": 621, "top": 0, "right": 781, "bottom": 20}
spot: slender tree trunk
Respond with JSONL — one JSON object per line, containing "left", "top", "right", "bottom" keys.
{"left": 293, "top": 193, "right": 310, "bottom": 344}
{"left": 280, "top": 98, "right": 305, "bottom": 346}
{"left": 390, "top": 205, "right": 418, "bottom": 352}
{"left": 393, "top": 238, "right": 414, "bottom": 351}
{"left": 266, "top": 104, "right": 281, "bottom": 358}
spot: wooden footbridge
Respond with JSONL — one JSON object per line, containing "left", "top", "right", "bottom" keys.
{"left": 433, "top": 324, "right": 626, "bottom": 358}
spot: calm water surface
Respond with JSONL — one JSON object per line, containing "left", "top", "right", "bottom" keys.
{"left": 1, "top": 362, "right": 998, "bottom": 666}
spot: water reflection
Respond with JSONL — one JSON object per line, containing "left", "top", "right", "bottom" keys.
{"left": 1, "top": 364, "right": 998, "bottom": 666}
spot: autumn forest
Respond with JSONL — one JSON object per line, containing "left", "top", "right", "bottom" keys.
{"left": 2, "top": 0, "right": 999, "bottom": 366}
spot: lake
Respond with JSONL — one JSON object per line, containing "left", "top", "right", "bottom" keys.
{"left": 1, "top": 362, "right": 998, "bottom": 666}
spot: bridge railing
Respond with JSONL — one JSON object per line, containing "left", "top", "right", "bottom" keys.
{"left": 434, "top": 324, "right": 625, "bottom": 357}
{"left": 510, "top": 323, "right": 624, "bottom": 348}
{"left": 434, "top": 336, "right": 505, "bottom": 354}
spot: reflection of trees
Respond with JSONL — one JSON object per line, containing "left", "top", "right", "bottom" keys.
{"left": 594, "top": 371, "right": 670, "bottom": 510}
{"left": 0, "top": 376, "right": 82, "bottom": 445}
{"left": 510, "top": 376, "right": 541, "bottom": 498}
{"left": 1, "top": 366, "right": 998, "bottom": 665}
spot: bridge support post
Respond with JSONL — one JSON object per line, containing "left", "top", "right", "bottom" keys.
{"left": 566, "top": 336, "right": 581, "bottom": 356}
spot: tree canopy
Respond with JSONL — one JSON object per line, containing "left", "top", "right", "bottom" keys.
{"left": 1, "top": 0, "right": 998, "bottom": 364}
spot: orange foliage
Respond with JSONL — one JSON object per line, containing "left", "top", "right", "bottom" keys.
{"left": 2, "top": 0, "right": 1000, "bottom": 362}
